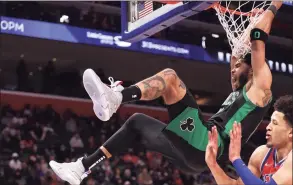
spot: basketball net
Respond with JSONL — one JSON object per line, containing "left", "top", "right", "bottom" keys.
{"left": 212, "top": 1, "right": 271, "bottom": 58}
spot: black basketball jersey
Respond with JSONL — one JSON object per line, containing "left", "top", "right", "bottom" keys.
{"left": 208, "top": 85, "right": 271, "bottom": 144}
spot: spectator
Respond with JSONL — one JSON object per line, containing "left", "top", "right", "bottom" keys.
{"left": 147, "top": 152, "right": 162, "bottom": 170}
{"left": 26, "top": 168, "right": 42, "bottom": 185}
{"left": 122, "top": 168, "right": 136, "bottom": 184}
{"left": 69, "top": 133, "right": 84, "bottom": 148}
{"left": 83, "top": 6, "right": 95, "bottom": 27}
{"left": 69, "top": 133, "right": 84, "bottom": 156}
{"left": 86, "top": 177, "right": 97, "bottom": 185}
{"left": 22, "top": 106, "right": 31, "bottom": 119}
{"left": 123, "top": 148, "right": 139, "bottom": 166}
{"left": 65, "top": 111, "right": 78, "bottom": 134}
{"left": 40, "top": 158, "right": 49, "bottom": 174}
{"left": 16, "top": 58, "right": 29, "bottom": 91}
{"left": 112, "top": 167, "right": 123, "bottom": 184}
{"left": 1, "top": 127, "right": 21, "bottom": 152}
{"left": 124, "top": 181, "right": 131, "bottom": 185}
{"left": 42, "top": 59, "right": 56, "bottom": 93}
{"left": 101, "top": 160, "right": 113, "bottom": 181}
{"left": 30, "top": 122, "right": 47, "bottom": 142}
{"left": 1, "top": 109, "right": 13, "bottom": 126}
{"left": 173, "top": 169, "right": 183, "bottom": 185}
{"left": 9, "top": 153, "right": 22, "bottom": 171}
{"left": 138, "top": 167, "right": 153, "bottom": 185}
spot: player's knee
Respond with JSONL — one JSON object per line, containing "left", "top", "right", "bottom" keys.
{"left": 130, "top": 113, "right": 146, "bottom": 120}
{"left": 124, "top": 113, "right": 147, "bottom": 130}
{"left": 158, "top": 68, "right": 187, "bottom": 104}
{"left": 159, "top": 68, "right": 179, "bottom": 87}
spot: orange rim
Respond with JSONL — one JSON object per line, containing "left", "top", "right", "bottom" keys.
{"left": 155, "top": 0, "right": 181, "bottom": 4}
{"left": 208, "top": 2, "right": 252, "bottom": 16}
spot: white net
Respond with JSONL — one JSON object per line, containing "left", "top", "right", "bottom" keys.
{"left": 213, "top": 1, "right": 272, "bottom": 58}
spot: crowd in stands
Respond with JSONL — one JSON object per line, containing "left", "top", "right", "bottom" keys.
{"left": 0, "top": 102, "right": 223, "bottom": 185}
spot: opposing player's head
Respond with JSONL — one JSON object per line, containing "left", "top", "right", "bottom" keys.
{"left": 266, "top": 95, "right": 293, "bottom": 148}
{"left": 231, "top": 54, "right": 253, "bottom": 91}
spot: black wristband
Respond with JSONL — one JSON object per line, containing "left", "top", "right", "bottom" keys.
{"left": 267, "top": 5, "right": 277, "bottom": 16}
{"left": 250, "top": 28, "right": 268, "bottom": 43}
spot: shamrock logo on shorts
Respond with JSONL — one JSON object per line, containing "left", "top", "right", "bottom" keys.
{"left": 180, "top": 117, "right": 195, "bottom": 132}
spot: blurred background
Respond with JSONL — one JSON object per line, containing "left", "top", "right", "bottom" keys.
{"left": 0, "top": 1, "right": 292, "bottom": 185}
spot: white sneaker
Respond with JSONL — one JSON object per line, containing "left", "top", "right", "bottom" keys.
{"left": 49, "top": 158, "right": 88, "bottom": 185}
{"left": 83, "top": 69, "right": 124, "bottom": 121}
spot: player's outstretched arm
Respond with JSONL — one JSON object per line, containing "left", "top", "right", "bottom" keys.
{"left": 246, "top": 2, "right": 282, "bottom": 107}
{"left": 205, "top": 126, "right": 238, "bottom": 185}
{"left": 232, "top": 150, "right": 290, "bottom": 185}
{"left": 205, "top": 126, "right": 262, "bottom": 185}
{"left": 207, "top": 160, "right": 240, "bottom": 185}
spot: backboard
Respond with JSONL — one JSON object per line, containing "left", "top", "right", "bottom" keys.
{"left": 121, "top": 1, "right": 214, "bottom": 43}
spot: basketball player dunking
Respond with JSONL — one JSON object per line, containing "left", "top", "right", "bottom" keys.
{"left": 206, "top": 95, "right": 293, "bottom": 185}
{"left": 49, "top": 2, "right": 282, "bottom": 185}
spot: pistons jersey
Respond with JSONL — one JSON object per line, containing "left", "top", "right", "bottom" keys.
{"left": 260, "top": 148, "right": 287, "bottom": 182}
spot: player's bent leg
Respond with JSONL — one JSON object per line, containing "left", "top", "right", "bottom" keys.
{"left": 49, "top": 113, "right": 187, "bottom": 185}
{"left": 83, "top": 68, "right": 186, "bottom": 121}
{"left": 135, "top": 68, "right": 187, "bottom": 105}
{"left": 82, "top": 113, "right": 185, "bottom": 168}
{"left": 103, "top": 113, "right": 183, "bottom": 159}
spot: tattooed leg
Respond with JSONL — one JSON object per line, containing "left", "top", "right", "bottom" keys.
{"left": 136, "top": 68, "right": 182, "bottom": 101}
{"left": 140, "top": 75, "right": 166, "bottom": 100}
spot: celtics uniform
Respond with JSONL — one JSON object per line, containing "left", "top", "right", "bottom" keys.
{"left": 101, "top": 85, "right": 271, "bottom": 174}
{"left": 207, "top": 85, "right": 271, "bottom": 144}
{"left": 162, "top": 85, "right": 271, "bottom": 170}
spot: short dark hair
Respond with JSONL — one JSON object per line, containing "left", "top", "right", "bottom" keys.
{"left": 274, "top": 95, "right": 293, "bottom": 127}
{"left": 242, "top": 53, "right": 251, "bottom": 66}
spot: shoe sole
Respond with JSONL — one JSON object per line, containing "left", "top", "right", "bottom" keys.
{"left": 49, "top": 161, "right": 81, "bottom": 185}
{"left": 83, "top": 69, "right": 110, "bottom": 121}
